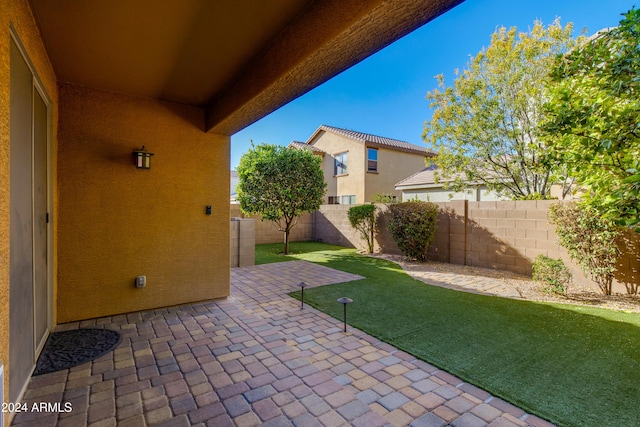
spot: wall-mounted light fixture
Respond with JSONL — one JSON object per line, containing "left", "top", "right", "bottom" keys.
{"left": 132, "top": 146, "right": 154, "bottom": 169}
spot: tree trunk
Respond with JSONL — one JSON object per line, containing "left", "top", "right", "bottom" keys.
{"left": 369, "top": 224, "right": 374, "bottom": 253}
{"left": 284, "top": 229, "right": 290, "bottom": 254}
{"left": 283, "top": 217, "right": 293, "bottom": 254}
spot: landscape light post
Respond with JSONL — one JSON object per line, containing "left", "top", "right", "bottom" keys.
{"left": 297, "top": 282, "right": 307, "bottom": 310}
{"left": 337, "top": 297, "right": 353, "bottom": 332}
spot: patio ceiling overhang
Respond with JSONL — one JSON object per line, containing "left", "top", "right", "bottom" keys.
{"left": 29, "top": 0, "right": 463, "bottom": 135}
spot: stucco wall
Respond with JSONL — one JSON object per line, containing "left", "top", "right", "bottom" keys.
{"left": 311, "top": 131, "right": 427, "bottom": 204}
{"left": 1, "top": 0, "right": 59, "bottom": 415}
{"left": 57, "top": 84, "right": 230, "bottom": 322}
{"left": 0, "top": 20, "right": 8, "bottom": 411}
{"left": 364, "top": 148, "right": 425, "bottom": 202}
{"left": 311, "top": 131, "right": 366, "bottom": 203}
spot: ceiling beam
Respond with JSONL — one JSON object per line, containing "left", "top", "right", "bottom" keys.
{"left": 205, "top": 0, "right": 464, "bottom": 135}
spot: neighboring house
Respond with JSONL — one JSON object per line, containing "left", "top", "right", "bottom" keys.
{"left": 231, "top": 170, "right": 239, "bottom": 202}
{"left": 395, "top": 165, "right": 576, "bottom": 202}
{"left": 395, "top": 166, "right": 509, "bottom": 202}
{"left": 290, "top": 125, "right": 434, "bottom": 204}
{"left": 0, "top": 0, "right": 459, "bottom": 407}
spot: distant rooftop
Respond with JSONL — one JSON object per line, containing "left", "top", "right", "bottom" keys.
{"left": 395, "top": 165, "right": 450, "bottom": 189}
{"left": 306, "top": 125, "right": 435, "bottom": 156}
{"left": 288, "top": 141, "right": 326, "bottom": 154}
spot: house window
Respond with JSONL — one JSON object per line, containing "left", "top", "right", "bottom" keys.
{"left": 341, "top": 195, "right": 356, "bottom": 205}
{"left": 334, "top": 152, "right": 347, "bottom": 175}
{"left": 327, "top": 196, "right": 340, "bottom": 205}
{"left": 367, "top": 148, "right": 378, "bottom": 172}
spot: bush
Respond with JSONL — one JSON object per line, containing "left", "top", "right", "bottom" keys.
{"left": 387, "top": 201, "right": 438, "bottom": 261}
{"left": 348, "top": 204, "right": 377, "bottom": 253}
{"left": 371, "top": 193, "right": 398, "bottom": 204}
{"left": 549, "top": 202, "right": 621, "bottom": 295}
{"left": 532, "top": 255, "right": 572, "bottom": 295}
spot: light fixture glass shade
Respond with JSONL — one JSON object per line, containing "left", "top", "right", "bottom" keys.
{"left": 132, "top": 146, "right": 154, "bottom": 169}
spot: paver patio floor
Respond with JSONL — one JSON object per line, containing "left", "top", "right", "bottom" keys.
{"left": 12, "top": 261, "right": 554, "bottom": 427}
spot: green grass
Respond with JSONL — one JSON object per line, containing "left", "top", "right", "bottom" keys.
{"left": 256, "top": 242, "right": 640, "bottom": 427}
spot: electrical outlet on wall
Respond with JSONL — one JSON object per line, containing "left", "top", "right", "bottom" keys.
{"left": 135, "top": 276, "right": 146, "bottom": 288}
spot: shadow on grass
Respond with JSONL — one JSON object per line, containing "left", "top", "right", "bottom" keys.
{"left": 271, "top": 242, "right": 640, "bottom": 427}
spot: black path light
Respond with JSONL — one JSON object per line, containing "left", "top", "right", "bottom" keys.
{"left": 297, "top": 282, "right": 308, "bottom": 310}
{"left": 337, "top": 297, "right": 353, "bottom": 332}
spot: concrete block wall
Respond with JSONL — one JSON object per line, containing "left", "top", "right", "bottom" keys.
{"left": 314, "top": 205, "right": 357, "bottom": 249}
{"left": 230, "top": 204, "right": 314, "bottom": 244}
{"left": 230, "top": 202, "right": 639, "bottom": 294}
{"left": 230, "top": 218, "right": 255, "bottom": 268}
{"left": 315, "top": 204, "right": 401, "bottom": 254}
{"left": 616, "top": 231, "right": 640, "bottom": 294}
{"left": 436, "top": 200, "right": 639, "bottom": 294}
{"left": 371, "top": 204, "right": 401, "bottom": 255}
{"left": 462, "top": 200, "right": 558, "bottom": 276}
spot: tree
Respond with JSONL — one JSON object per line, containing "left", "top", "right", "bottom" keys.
{"left": 348, "top": 204, "right": 377, "bottom": 253}
{"left": 549, "top": 202, "right": 621, "bottom": 295}
{"left": 543, "top": 8, "right": 640, "bottom": 231}
{"left": 424, "top": 19, "right": 582, "bottom": 199}
{"left": 237, "top": 143, "right": 326, "bottom": 254}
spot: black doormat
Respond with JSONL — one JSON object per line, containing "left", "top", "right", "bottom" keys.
{"left": 33, "top": 328, "right": 121, "bottom": 376}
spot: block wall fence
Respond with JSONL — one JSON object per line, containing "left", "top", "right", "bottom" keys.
{"left": 230, "top": 218, "right": 255, "bottom": 268}
{"left": 230, "top": 201, "right": 639, "bottom": 294}
{"left": 230, "top": 205, "right": 314, "bottom": 244}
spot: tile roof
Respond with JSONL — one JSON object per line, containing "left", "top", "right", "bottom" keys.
{"left": 307, "top": 125, "right": 435, "bottom": 156}
{"left": 288, "top": 141, "right": 326, "bottom": 154}
{"left": 395, "top": 165, "right": 466, "bottom": 188}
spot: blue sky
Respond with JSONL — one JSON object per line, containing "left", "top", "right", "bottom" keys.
{"left": 230, "top": 0, "right": 636, "bottom": 169}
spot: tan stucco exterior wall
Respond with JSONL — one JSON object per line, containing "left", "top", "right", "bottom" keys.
{"left": 310, "top": 131, "right": 366, "bottom": 203}
{"left": 364, "top": 148, "right": 425, "bottom": 202}
{"left": 311, "top": 131, "right": 426, "bottom": 204}
{"left": 57, "top": 84, "right": 229, "bottom": 322}
{"left": 1, "top": 0, "right": 59, "bottom": 414}
{"left": 340, "top": 143, "right": 366, "bottom": 203}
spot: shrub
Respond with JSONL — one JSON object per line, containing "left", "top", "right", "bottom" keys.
{"left": 387, "top": 201, "right": 438, "bottom": 261}
{"left": 549, "top": 202, "right": 621, "bottom": 295}
{"left": 348, "top": 204, "right": 377, "bottom": 253}
{"left": 532, "top": 255, "right": 572, "bottom": 295}
{"left": 371, "top": 193, "right": 398, "bottom": 204}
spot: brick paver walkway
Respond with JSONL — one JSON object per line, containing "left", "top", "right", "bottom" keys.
{"left": 369, "top": 255, "right": 524, "bottom": 299}
{"left": 396, "top": 266, "right": 522, "bottom": 298}
{"left": 12, "top": 261, "right": 554, "bottom": 427}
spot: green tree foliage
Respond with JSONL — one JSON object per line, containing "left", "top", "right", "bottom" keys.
{"left": 424, "top": 20, "right": 581, "bottom": 199}
{"left": 348, "top": 204, "right": 377, "bottom": 253}
{"left": 371, "top": 193, "right": 398, "bottom": 204}
{"left": 549, "top": 202, "right": 621, "bottom": 295}
{"left": 386, "top": 201, "right": 438, "bottom": 261}
{"left": 237, "top": 143, "right": 326, "bottom": 254}
{"left": 544, "top": 8, "right": 640, "bottom": 231}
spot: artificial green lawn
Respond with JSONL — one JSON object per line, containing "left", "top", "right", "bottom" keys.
{"left": 256, "top": 242, "right": 640, "bottom": 427}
